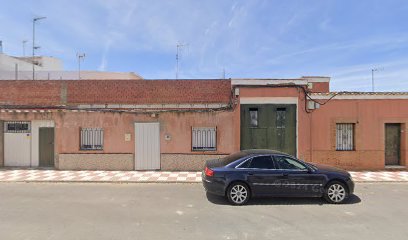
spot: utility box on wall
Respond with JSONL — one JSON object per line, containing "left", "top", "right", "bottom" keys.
{"left": 307, "top": 101, "right": 320, "bottom": 110}
{"left": 124, "top": 133, "right": 131, "bottom": 142}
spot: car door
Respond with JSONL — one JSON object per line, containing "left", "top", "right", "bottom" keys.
{"left": 274, "top": 155, "right": 325, "bottom": 197}
{"left": 237, "top": 155, "right": 287, "bottom": 196}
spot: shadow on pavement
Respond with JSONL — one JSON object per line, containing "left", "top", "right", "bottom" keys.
{"left": 206, "top": 192, "right": 362, "bottom": 206}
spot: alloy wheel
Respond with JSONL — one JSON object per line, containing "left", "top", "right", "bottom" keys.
{"left": 327, "top": 183, "right": 346, "bottom": 203}
{"left": 229, "top": 184, "right": 248, "bottom": 204}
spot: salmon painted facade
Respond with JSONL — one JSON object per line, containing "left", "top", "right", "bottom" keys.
{"left": 0, "top": 77, "right": 407, "bottom": 171}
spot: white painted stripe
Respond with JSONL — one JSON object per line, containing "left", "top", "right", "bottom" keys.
{"left": 240, "top": 97, "right": 298, "bottom": 104}
{"left": 77, "top": 103, "right": 229, "bottom": 109}
{"left": 311, "top": 94, "right": 408, "bottom": 100}
{"left": 232, "top": 79, "right": 308, "bottom": 86}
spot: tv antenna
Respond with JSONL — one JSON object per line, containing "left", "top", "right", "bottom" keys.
{"left": 176, "top": 43, "right": 188, "bottom": 79}
{"left": 77, "top": 53, "right": 86, "bottom": 80}
{"left": 371, "top": 67, "right": 384, "bottom": 92}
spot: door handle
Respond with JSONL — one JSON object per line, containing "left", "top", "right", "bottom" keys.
{"left": 282, "top": 173, "right": 289, "bottom": 177}
{"left": 248, "top": 173, "right": 254, "bottom": 176}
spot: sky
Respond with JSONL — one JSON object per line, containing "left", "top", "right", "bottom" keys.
{"left": 1, "top": 0, "right": 408, "bottom": 91}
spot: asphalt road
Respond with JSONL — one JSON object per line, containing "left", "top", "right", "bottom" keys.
{"left": 0, "top": 182, "right": 407, "bottom": 240}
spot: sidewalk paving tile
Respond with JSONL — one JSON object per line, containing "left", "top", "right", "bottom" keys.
{"left": 0, "top": 169, "right": 407, "bottom": 183}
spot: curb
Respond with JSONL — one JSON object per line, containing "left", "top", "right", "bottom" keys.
{"left": 1, "top": 180, "right": 407, "bottom": 184}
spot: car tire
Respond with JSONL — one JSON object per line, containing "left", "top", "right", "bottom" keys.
{"left": 324, "top": 181, "right": 349, "bottom": 204}
{"left": 227, "top": 182, "right": 250, "bottom": 205}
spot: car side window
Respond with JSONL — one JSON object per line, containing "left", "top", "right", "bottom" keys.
{"left": 237, "top": 158, "right": 252, "bottom": 168}
{"left": 247, "top": 156, "right": 276, "bottom": 169}
{"left": 274, "top": 156, "right": 307, "bottom": 170}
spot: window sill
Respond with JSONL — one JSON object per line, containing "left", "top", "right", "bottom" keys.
{"left": 79, "top": 149, "right": 104, "bottom": 152}
{"left": 192, "top": 150, "right": 217, "bottom": 152}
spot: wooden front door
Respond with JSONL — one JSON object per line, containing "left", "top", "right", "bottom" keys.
{"left": 39, "top": 128, "right": 55, "bottom": 167}
{"left": 385, "top": 123, "right": 401, "bottom": 165}
{"left": 240, "top": 104, "right": 297, "bottom": 156}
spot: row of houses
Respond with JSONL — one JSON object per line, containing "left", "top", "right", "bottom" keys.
{"left": 0, "top": 76, "right": 407, "bottom": 171}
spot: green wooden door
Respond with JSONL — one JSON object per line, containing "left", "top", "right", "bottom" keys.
{"left": 385, "top": 123, "right": 401, "bottom": 165}
{"left": 39, "top": 128, "right": 55, "bottom": 167}
{"left": 240, "top": 104, "right": 296, "bottom": 156}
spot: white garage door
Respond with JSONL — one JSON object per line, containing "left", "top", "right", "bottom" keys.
{"left": 134, "top": 122, "right": 160, "bottom": 170}
{"left": 4, "top": 122, "right": 31, "bottom": 167}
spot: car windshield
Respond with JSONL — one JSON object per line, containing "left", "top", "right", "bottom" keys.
{"left": 300, "top": 160, "right": 317, "bottom": 170}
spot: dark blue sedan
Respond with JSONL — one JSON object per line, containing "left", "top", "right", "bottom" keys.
{"left": 202, "top": 149, "right": 354, "bottom": 205}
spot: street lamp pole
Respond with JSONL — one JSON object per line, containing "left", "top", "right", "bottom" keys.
{"left": 32, "top": 16, "right": 46, "bottom": 80}
{"left": 22, "top": 40, "right": 27, "bottom": 56}
{"left": 176, "top": 43, "right": 188, "bottom": 79}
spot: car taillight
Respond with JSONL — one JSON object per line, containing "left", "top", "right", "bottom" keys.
{"left": 205, "top": 167, "right": 214, "bottom": 177}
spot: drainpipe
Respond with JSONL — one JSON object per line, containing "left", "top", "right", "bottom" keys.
{"left": 309, "top": 101, "right": 313, "bottom": 162}
{"left": 15, "top": 64, "right": 18, "bottom": 80}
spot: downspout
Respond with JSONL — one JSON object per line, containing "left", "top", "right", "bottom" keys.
{"left": 309, "top": 109, "right": 313, "bottom": 162}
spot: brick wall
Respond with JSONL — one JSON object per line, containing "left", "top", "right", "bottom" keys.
{"left": 0, "top": 81, "right": 61, "bottom": 105}
{"left": 0, "top": 79, "right": 232, "bottom": 106}
{"left": 310, "top": 82, "right": 329, "bottom": 93}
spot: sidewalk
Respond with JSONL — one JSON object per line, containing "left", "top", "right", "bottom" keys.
{"left": 0, "top": 169, "right": 407, "bottom": 183}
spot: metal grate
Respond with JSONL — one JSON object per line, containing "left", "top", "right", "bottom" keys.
{"left": 80, "top": 128, "right": 104, "bottom": 150}
{"left": 249, "top": 108, "right": 258, "bottom": 127}
{"left": 336, "top": 123, "right": 354, "bottom": 151}
{"left": 192, "top": 127, "right": 217, "bottom": 151}
{"left": 276, "top": 108, "right": 286, "bottom": 129}
{"left": 4, "top": 121, "right": 31, "bottom": 133}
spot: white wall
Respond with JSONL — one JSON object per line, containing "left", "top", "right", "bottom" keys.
{"left": 4, "top": 133, "right": 31, "bottom": 167}
{"left": 0, "top": 54, "right": 34, "bottom": 72}
{"left": 0, "top": 54, "right": 63, "bottom": 72}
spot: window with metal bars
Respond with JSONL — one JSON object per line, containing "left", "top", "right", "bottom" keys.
{"left": 276, "top": 108, "right": 287, "bottom": 129}
{"left": 80, "top": 128, "right": 104, "bottom": 150}
{"left": 336, "top": 123, "right": 355, "bottom": 151}
{"left": 192, "top": 127, "right": 217, "bottom": 151}
{"left": 4, "top": 121, "right": 31, "bottom": 133}
{"left": 249, "top": 108, "right": 258, "bottom": 127}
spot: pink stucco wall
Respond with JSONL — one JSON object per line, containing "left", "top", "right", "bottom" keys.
{"left": 54, "top": 110, "right": 239, "bottom": 155}
{"left": 2, "top": 85, "right": 408, "bottom": 170}
{"left": 309, "top": 99, "right": 408, "bottom": 169}
{"left": 238, "top": 86, "right": 408, "bottom": 169}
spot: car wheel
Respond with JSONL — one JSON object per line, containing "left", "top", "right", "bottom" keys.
{"left": 324, "top": 181, "right": 348, "bottom": 204}
{"left": 227, "top": 182, "right": 250, "bottom": 205}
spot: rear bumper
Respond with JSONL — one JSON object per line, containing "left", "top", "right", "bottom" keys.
{"left": 202, "top": 172, "right": 226, "bottom": 196}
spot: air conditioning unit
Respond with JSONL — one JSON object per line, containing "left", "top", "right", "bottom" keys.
{"left": 234, "top": 88, "right": 240, "bottom": 96}
{"left": 307, "top": 101, "right": 320, "bottom": 110}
